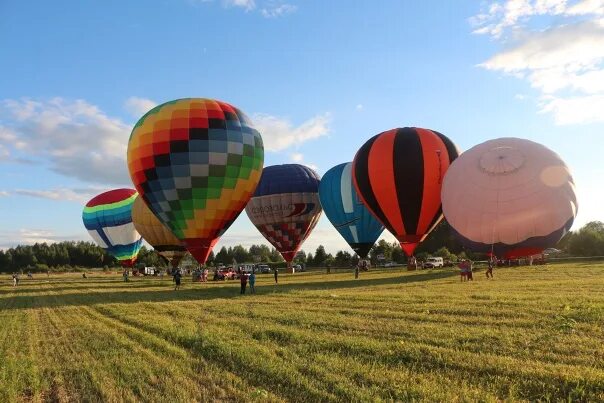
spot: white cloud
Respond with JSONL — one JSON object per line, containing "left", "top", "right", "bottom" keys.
{"left": 539, "top": 94, "right": 604, "bottom": 124}
{"left": 192, "top": 0, "right": 297, "bottom": 17}
{"left": 0, "top": 228, "right": 86, "bottom": 249}
{"left": 1, "top": 98, "right": 132, "bottom": 185}
{"left": 470, "top": 0, "right": 602, "bottom": 38}
{"left": 474, "top": 1, "right": 604, "bottom": 124}
{"left": 1, "top": 97, "right": 330, "bottom": 187}
{"left": 261, "top": 3, "right": 297, "bottom": 18}
{"left": 252, "top": 112, "right": 330, "bottom": 152}
{"left": 290, "top": 152, "right": 304, "bottom": 162}
{"left": 223, "top": 0, "right": 256, "bottom": 11}
{"left": 124, "top": 97, "right": 157, "bottom": 118}
{"left": 0, "top": 191, "right": 9, "bottom": 197}
{"left": 355, "top": 104, "right": 364, "bottom": 111}
{"left": 13, "top": 187, "right": 108, "bottom": 204}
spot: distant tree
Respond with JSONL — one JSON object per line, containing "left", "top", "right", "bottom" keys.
{"left": 215, "top": 247, "right": 230, "bottom": 265}
{"left": 334, "top": 250, "right": 352, "bottom": 267}
{"left": 369, "top": 240, "right": 393, "bottom": 265}
{"left": 434, "top": 247, "right": 456, "bottom": 262}
{"left": 294, "top": 250, "right": 307, "bottom": 264}
{"left": 313, "top": 245, "right": 328, "bottom": 267}
{"left": 206, "top": 251, "right": 215, "bottom": 265}
{"left": 325, "top": 254, "right": 335, "bottom": 268}
{"left": 391, "top": 246, "right": 405, "bottom": 263}
{"left": 0, "top": 250, "right": 12, "bottom": 272}
{"left": 269, "top": 247, "right": 284, "bottom": 263}
{"left": 232, "top": 245, "right": 250, "bottom": 263}
{"left": 569, "top": 221, "right": 604, "bottom": 256}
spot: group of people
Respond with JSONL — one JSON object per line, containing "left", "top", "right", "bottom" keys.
{"left": 458, "top": 259, "right": 473, "bottom": 281}
{"left": 192, "top": 267, "right": 210, "bottom": 282}
{"left": 239, "top": 270, "right": 256, "bottom": 294}
{"left": 354, "top": 259, "right": 370, "bottom": 279}
{"left": 458, "top": 257, "right": 496, "bottom": 281}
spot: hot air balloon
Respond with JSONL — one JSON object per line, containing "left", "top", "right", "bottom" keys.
{"left": 131, "top": 195, "right": 187, "bottom": 269}
{"left": 318, "top": 162, "right": 384, "bottom": 258}
{"left": 245, "top": 164, "right": 322, "bottom": 271}
{"left": 352, "top": 127, "right": 459, "bottom": 256}
{"left": 441, "top": 137, "right": 577, "bottom": 259}
{"left": 127, "top": 98, "right": 264, "bottom": 264}
{"left": 83, "top": 188, "right": 143, "bottom": 267}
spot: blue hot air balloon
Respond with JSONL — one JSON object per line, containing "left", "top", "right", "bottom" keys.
{"left": 319, "top": 162, "right": 384, "bottom": 258}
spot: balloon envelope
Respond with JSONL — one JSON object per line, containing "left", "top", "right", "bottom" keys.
{"left": 131, "top": 195, "right": 187, "bottom": 268}
{"left": 246, "top": 164, "right": 322, "bottom": 262}
{"left": 441, "top": 137, "right": 578, "bottom": 258}
{"left": 127, "top": 98, "right": 264, "bottom": 264}
{"left": 319, "top": 162, "right": 384, "bottom": 258}
{"left": 352, "top": 127, "right": 459, "bottom": 256}
{"left": 83, "top": 188, "right": 143, "bottom": 267}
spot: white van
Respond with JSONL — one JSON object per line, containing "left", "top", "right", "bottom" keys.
{"left": 424, "top": 257, "right": 444, "bottom": 268}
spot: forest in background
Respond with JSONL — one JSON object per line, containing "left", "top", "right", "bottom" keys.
{"left": 1, "top": 221, "right": 603, "bottom": 273}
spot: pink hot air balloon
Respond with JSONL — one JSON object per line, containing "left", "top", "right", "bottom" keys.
{"left": 441, "top": 137, "right": 578, "bottom": 259}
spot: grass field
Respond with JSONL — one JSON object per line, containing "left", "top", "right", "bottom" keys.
{"left": 1, "top": 263, "right": 604, "bottom": 402}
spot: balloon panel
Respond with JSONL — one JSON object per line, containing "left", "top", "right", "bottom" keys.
{"left": 441, "top": 137, "right": 577, "bottom": 258}
{"left": 127, "top": 98, "right": 264, "bottom": 263}
{"left": 246, "top": 164, "right": 322, "bottom": 262}
{"left": 131, "top": 196, "right": 185, "bottom": 252}
{"left": 319, "top": 162, "right": 383, "bottom": 258}
{"left": 352, "top": 127, "right": 459, "bottom": 255}
{"left": 83, "top": 188, "right": 143, "bottom": 267}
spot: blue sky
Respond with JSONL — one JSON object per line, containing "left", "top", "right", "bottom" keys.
{"left": 0, "top": 0, "right": 602, "bottom": 253}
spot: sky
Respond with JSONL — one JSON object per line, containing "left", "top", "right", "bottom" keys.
{"left": 0, "top": 0, "right": 602, "bottom": 254}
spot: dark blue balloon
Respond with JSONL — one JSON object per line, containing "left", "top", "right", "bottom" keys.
{"left": 319, "top": 162, "right": 384, "bottom": 258}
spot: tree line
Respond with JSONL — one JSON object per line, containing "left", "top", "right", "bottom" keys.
{"left": 1, "top": 221, "right": 602, "bottom": 273}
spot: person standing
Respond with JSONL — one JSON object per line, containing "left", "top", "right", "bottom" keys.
{"left": 12, "top": 273, "right": 18, "bottom": 287}
{"left": 354, "top": 263, "right": 359, "bottom": 279}
{"left": 249, "top": 271, "right": 256, "bottom": 294}
{"left": 486, "top": 257, "right": 494, "bottom": 279}
{"left": 174, "top": 269, "right": 182, "bottom": 290}
{"left": 273, "top": 268, "right": 278, "bottom": 284}
{"left": 458, "top": 260, "right": 467, "bottom": 282}
{"left": 240, "top": 272, "right": 248, "bottom": 294}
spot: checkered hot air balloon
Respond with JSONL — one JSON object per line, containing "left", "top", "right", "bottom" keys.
{"left": 441, "top": 137, "right": 578, "bottom": 259}
{"left": 319, "top": 162, "right": 383, "bottom": 259}
{"left": 131, "top": 195, "right": 187, "bottom": 269}
{"left": 352, "top": 127, "right": 459, "bottom": 256}
{"left": 245, "top": 164, "right": 322, "bottom": 265}
{"left": 127, "top": 98, "right": 264, "bottom": 264}
{"left": 82, "top": 188, "right": 143, "bottom": 267}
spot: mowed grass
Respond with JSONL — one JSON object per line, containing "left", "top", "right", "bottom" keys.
{"left": 1, "top": 264, "right": 604, "bottom": 402}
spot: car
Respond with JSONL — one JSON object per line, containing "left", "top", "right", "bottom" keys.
{"left": 384, "top": 262, "right": 398, "bottom": 267}
{"left": 218, "top": 268, "right": 237, "bottom": 280}
{"left": 424, "top": 257, "right": 444, "bottom": 268}
{"left": 256, "top": 264, "right": 271, "bottom": 273}
{"left": 293, "top": 264, "right": 305, "bottom": 272}
{"left": 238, "top": 264, "right": 255, "bottom": 274}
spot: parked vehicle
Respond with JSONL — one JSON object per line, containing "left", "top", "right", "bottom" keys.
{"left": 217, "top": 268, "right": 236, "bottom": 280}
{"left": 143, "top": 266, "right": 157, "bottom": 275}
{"left": 238, "top": 264, "right": 255, "bottom": 274}
{"left": 384, "top": 262, "right": 398, "bottom": 267}
{"left": 255, "top": 264, "right": 271, "bottom": 273}
{"left": 424, "top": 257, "right": 444, "bottom": 268}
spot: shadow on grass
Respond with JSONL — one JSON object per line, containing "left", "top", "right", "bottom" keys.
{"left": 0, "top": 270, "right": 457, "bottom": 310}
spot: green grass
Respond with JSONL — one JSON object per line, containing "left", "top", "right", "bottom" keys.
{"left": 1, "top": 263, "right": 604, "bottom": 402}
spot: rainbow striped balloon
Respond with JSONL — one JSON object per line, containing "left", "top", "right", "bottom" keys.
{"left": 83, "top": 188, "right": 143, "bottom": 267}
